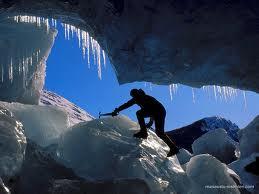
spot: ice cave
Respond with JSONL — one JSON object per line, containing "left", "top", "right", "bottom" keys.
{"left": 0, "top": 1, "right": 258, "bottom": 194}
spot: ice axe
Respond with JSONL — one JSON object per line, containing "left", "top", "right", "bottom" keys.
{"left": 99, "top": 111, "right": 118, "bottom": 118}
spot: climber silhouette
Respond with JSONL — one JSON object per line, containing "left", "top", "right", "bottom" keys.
{"left": 112, "top": 89, "right": 179, "bottom": 157}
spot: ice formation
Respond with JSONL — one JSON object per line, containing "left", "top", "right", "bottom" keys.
{"left": 238, "top": 115, "right": 259, "bottom": 159}
{"left": 58, "top": 116, "right": 190, "bottom": 194}
{"left": 186, "top": 154, "right": 239, "bottom": 194}
{"left": 12, "top": 15, "right": 107, "bottom": 80}
{"left": 0, "top": 178, "right": 10, "bottom": 194}
{"left": 0, "top": 101, "right": 69, "bottom": 147}
{"left": 0, "top": 17, "right": 57, "bottom": 104}
{"left": 61, "top": 23, "right": 106, "bottom": 79}
{"left": 176, "top": 149, "right": 193, "bottom": 165}
{"left": 229, "top": 153, "right": 259, "bottom": 193}
{"left": 9, "top": 15, "right": 248, "bottom": 105}
{"left": 0, "top": 106, "right": 26, "bottom": 178}
{"left": 192, "top": 128, "right": 237, "bottom": 164}
{"left": 57, "top": 115, "right": 242, "bottom": 194}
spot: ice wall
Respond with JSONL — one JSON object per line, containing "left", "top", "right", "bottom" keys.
{"left": 192, "top": 128, "right": 238, "bottom": 164}
{"left": 0, "top": 101, "right": 69, "bottom": 147}
{"left": 0, "top": 106, "right": 26, "bottom": 178}
{"left": 238, "top": 116, "right": 259, "bottom": 159}
{"left": 0, "top": 18, "right": 57, "bottom": 104}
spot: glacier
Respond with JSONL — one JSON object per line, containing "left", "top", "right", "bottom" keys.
{"left": 0, "top": 106, "right": 26, "bottom": 178}
{"left": 0, "top": 101, "right": 69, "bottom": 147}
{"left": 0, "top": 98, "right": 257, "bottom": 193}
{"left": 238, "top": 116, "right": 259, "bottom": 159}
{"left": 57, "top": 115, "right": 240, "bottom": 194}
{"left": 0, "top": 18, "right": 57, "bottom": 105}
{"left": 192, "top": 128, "right": 238, "bottom": 164}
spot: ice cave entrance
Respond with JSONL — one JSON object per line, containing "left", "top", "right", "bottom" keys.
{"left": 2, "top": 16, "right": 259, "bottom": 130}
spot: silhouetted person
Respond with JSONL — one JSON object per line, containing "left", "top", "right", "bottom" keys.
{"left": 112, "top": 89, "right": 179, "bottom": 157}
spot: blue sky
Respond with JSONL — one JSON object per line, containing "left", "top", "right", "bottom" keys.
{"left": 45, "top": 24, "right": 259, "bottom": 131}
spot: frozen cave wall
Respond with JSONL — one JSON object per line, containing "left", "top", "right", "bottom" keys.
{"left": 0, "top": 0, "right": 258, "bottom": 92}
{"left": 0, "top": 17, "right": 57, "bottom": 104}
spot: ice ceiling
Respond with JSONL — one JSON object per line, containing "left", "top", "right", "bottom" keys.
{"left": 0, "top": 0, "right": 258, "bottom": 105}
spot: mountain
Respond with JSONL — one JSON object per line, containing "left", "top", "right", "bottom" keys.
{"left": 166, "top": 116, "right": 239, "bottom": 152}
{"left": 39, "top": 90, "right": 94, "bottom": 126}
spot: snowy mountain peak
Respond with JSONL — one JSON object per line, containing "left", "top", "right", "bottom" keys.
{"left": 40, "top": 90, "right": 94, "bottom": 126}
{"left": 202, "top": 116, "right": 239, "bottom": 141}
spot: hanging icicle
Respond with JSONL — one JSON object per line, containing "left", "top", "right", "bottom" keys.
{"left": 192, "top": 88, "right": 195, "bottom": 104}
{"left": 169, "top": 85, "right": 173, "bottom": 101}
{"left": 243, "top": 91, "right": 247, "bottom": 109}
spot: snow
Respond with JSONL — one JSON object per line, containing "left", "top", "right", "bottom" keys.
{"left": 192, "top": 128, "right": 238, "bottom": 164}
{"left": 0, "top": 17, "right": 57, "bottom": 105}
{"left": 0, "top": 106, "right": 26, "bottom": 178}
{"left": 186, "top": 154, "right": 240, "bottom": 194}
{"left": 0, "top": 101, "right": 69, "bottom": 147}
{"left": 202, "top": 116, "right": 239, "bottom": 141}
{"left": 229, "top": 153, "right": 259, "bottom": 193}
{"left": 40, "top": 90, "right": 93, "bottom": 126}
{"left": 238, "top": 115, "right": 259, "bottom": 158}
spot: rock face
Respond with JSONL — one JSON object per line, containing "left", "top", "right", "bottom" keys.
{"left": 192, "top": 128, "right": 237, "bottom": 164}
{"left": 40, "top": 90, "right": 94, "bottom": 126}
{"left": 0, "top": 106, "right": 26, "bottom": 178}
{"left": 0, "top": 0, "right": 259, "bottom": 92}
{"left": 238, "top": 115, "right": 259, "bottom": 159}
{"left": 167, "top": 116, "right": 239, "bottom": 152}
{"left": 0, "top": 18, "right": 57, "bottom": 104}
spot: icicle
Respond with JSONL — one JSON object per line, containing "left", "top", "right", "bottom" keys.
{"left": 192, "top": 88, "right": 195, "bottom": 104}
{"left": 169, "top": 85, "right": 173, "bottom": 101}
{"left": 149, "top": 83, "right": 153, "bottom": 91}
{"left": 97, "top": 43, "right": 102, "bottom": 79}
{"left": 9, "top": 57, "right": 13, "bottom": 83}
{"left": 243, "top": 91, "right": 247, "bottom": 109}
{"left": 54, "top": 19, "right": 57, "bottom": 28}
{"left": 213, "top": 85, "right": 217, "bottom": 101}
{"left": 77, "top": 28, "right": 81, "bottom": 48}
{"left": 51, "top": 18, "right": 55, "bottom": 27}
{"left": 102, "top": 50, "right": 106, "bottom": 68}
{"left": 87, "top": 32, "right": 90, "bottom": 68}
